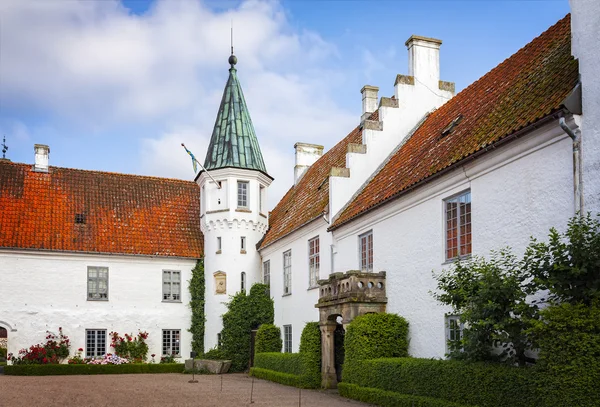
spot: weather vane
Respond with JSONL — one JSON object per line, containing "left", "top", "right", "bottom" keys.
{"left": 1, "top": 135, "right": 7, "bottom": 159}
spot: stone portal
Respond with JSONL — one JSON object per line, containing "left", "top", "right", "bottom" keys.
{"left": 315, "top": 271, "right": 387, "bottom": 388}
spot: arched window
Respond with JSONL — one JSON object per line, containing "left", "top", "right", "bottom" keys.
{"left": 241, "top": 272, "right": 246, "bottom": 294}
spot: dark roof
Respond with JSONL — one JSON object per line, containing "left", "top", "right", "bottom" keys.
{"left": 331, "top": 14, "right": 578, "bottom": 229}
{"left": 258, "top": 111, "right": 378, "bottom": 249}
{"left": 203, "top": 61, "right": 269, "bottom": 176}
{"left": 0, "top": 161, "right": 203, "bottom": 258}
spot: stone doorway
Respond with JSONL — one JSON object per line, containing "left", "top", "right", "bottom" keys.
{"left": 315, "top": 271, "right": 387, "bottom": 388}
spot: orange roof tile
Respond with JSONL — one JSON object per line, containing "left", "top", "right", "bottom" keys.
{"left": 331, "top": 14, "right": 578, "bottom": 230}
{"left": 258, "top": 111, "right": 378, "bottom": 249}
{"left": 0, "top": 161, "right": 203, "bottom": 258}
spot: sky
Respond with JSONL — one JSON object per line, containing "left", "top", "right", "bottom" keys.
{"left": 0, "top": 0, "right": 570, "bottom": 209}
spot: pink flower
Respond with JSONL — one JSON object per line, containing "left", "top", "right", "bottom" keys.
{"left": 78, "top": 348, "right": 83, "bottom": 352}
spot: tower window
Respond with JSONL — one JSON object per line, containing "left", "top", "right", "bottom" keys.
{"left": 241, "top": 271, "right": 246, "bottom": 294}
{"left": 217, "top": 237, "right": 222, "bottom": 254}
{"left": 241, "top": 236, "right": 246, "bottom": 253}
{"left": 237, "top": 181, "right": 249, "bottom": 208}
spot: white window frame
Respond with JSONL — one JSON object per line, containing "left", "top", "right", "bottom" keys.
{"left": 263, "top": 260, "right": 270, "bottom": 286}
{"left": 259, "top": 185, "right": 266, "bottom": 214}
{"left": 444, "top": 190, "right": 472, "bottom": 261}
{"left": 308, "top": 236, "right": 320, "bottom": 288}
{"left": 86, "top": 329, "right": 107, "bottom": 358}
{"left": 283, "top": 325, "right": 292, "bottom": 353}
{"left": 237, "top": 181, "right": 249, "bottom": 208}
{"left": 87, "top": 266, "right": 109, "bottom": 301}
{"left": 241, "top": 236, "right": 246, "bottom": 252}
{"left": 241, "top": 271, "right": 246, "bottom": 294}
{"left": 217, "top": 236, "right": 222, "bottom": 253}
{"left": 358, "top": 231, "right": 373, "bottom": 272}
{"left": 162, "top": 329, "right": 181, "bottom": 357}
{"left": 162, "top": 270, "right": 181, "bottom": 302}
{"left": 445, "top": 315, "right": 464, "bottom": 352}
{"left": 283, "top": 250, "right": 292, "bottom": 295}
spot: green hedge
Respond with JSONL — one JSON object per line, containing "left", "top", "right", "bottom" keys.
{"left": 254, "top": 353, "right": 302, "bottom": 375}
{"left": 345, "top": 313, "right": 409, "bottom": 362}
{"left": 249, "top": 367, "right": 303, "bottom": 387}
{"left": 255, "top": 324, "right": 282, "bottom": 354}
{"left": 339, "top": 383, "right": 472, "bottom": 407}
{"left": 0, "top": 347, "right": 7, "bottom": 359}
{"left": 298, "top": 321, "right": 321, "bottom": 388}
{"left": 4, "top": 363, "right": 184, "bottom": 376}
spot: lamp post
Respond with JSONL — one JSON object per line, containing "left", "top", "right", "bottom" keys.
{"left": 188, "top": 351, "right": 198, "bottom": 383}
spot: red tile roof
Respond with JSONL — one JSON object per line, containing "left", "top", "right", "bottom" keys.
{"left": 331, "top": 14, "right": 578, "bottom": 230}
{"left": 0, "top": 161, "right": 203, "bottom": 258}
{"left": 258, "top": 111, "right": 378, "bottom": 249}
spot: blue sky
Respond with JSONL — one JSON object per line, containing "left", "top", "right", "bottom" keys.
{"left": 0, "top": 0, "right": 570, "bottom": 207}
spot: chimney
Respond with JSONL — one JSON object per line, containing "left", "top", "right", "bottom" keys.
{"left": 405, "top": 35, "right": 442, "bottom": 90}
{"left": 294, "top": 142, "right": 324, "bottom": 185}
{"left": 361, "top": 85, "right": 379, "bottom": 122}
{"left": 34, "top": 144, "right": 50, "bottom": 172}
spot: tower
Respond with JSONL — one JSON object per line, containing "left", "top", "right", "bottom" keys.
{"left": 198, "top": 53, "right": 273, "bottom": 350}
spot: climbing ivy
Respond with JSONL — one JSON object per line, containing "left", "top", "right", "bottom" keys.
{"left": 221, "top": 283, "right": 274, "bottom": 372}
{"left": 188, "top": 259, "right": 205, "bottom": 356}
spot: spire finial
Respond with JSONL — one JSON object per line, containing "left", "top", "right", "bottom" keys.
{"left": 228, "top": 19, "right": 237, "bottom": 68}
{"left": 1, "top": 135, "right": 7, "bottom": 159}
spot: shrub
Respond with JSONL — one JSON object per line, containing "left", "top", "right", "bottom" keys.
{"left": 67, "top": 348, "right": 86, "bottom": 364}
{"left": 109, "top": 331, "right": 149, "bottom": 362}
{"left": 4, "top": 363, "right": 183, "bottom": 376}
{"left": 189, "top": 259, "right": 206, "bottom": 355}
{"left": 249, "top": 367, "right": 303, "bottom": 387}
{"left": 160, "top": 354, "right": 176, "bottom": 364}
{"left": 254, "top": 352, "right": 302, "bottom": 375}
{"left": 9, "top": 328, "right": 70, "bottom": 365}
{"left": 255, "top": 324, "right": 282, "bottom": 354}
{"left": 298, "top": 322, "right": 321, "bottom": 388}
{"left": 345, "top": 313, "right": 408, "bottom": 363}
{"left": 0, "top": 347, "right": 7, "bottom": 359}
{"left": 203, "top": 347, "right": 227, "bottom": 360}
{"left": 339, "top": 383, "right": 471, "bottom": 407}
{"left": 220, "top": 283, "right": 273, "bottom": 372}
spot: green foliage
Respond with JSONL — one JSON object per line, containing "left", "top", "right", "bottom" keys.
{"left": 249, "top": 367, "right": 303, "bottom": 387}
{"left": 524, "top": 213, "right": 600, "bottom": 305}
{"left": 220, "top": 283, "right": 273, "bottom": 372}
{"left": 345, "top": 313, "right": 409, "bottom": 363}
{"left": 338, "top": 383, "right": 471, "bottom": 407}
{"left": 160, "top": 354, "right": 176, "bottom": 364}
{"left": 203, "top": 346, "right": 226, "bottom": 360}
{"left": 254, "top": 352, "right": 302, "bottom": 375}
{"left": 255, "top": 324, "right": 282, "bottom": 354}
{"left": 4, "top": 363, "right": 183, "bottom": 376}
{"left": 109, "top": 331, "right": 149, "bottom": 362}
{"left": 188, "top": 259, "right": 206, "bottom": 355}
{"left": 0, "top": 347, "right": 6, "bottom": 359}
{"left": 433, "top": 250, "right": 537, "bottom": 365}
{"left": 298, "top": 321, "right": 321, "bottom": 388}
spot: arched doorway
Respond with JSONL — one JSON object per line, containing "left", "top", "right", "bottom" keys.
{"left": 316, "top": 271, "right": 387, "bottom": 388}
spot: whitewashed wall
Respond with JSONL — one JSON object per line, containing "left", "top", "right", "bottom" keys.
{"left": 259, "top": 219, "right": 331, "bottom": 352}
{"left": 332, "top": 120, "right": 575, "bottom": 358}
{"left": 571, "top": 0, "right": 600, "bottom": 214}
{"left": 0, "top": 250, "right": 196, "bottom": 362}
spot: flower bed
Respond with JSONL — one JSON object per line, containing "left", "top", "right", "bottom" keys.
{"left": 4, "top": 363, "right": 184, "bottom": 376}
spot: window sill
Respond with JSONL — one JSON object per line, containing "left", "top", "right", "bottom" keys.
{"left": 282, "top": 293, "right": 292, "bottom": 297}
{"left": 259, "top": 212, "right": 267, "bottom": 218}
{"left": 87, "top": 298, "right": 108, "bottom": 302}
{"left": 206, "top": 209, "right": 229, "bottom": 214}
{"left": 216, "top": 250, "right": 222, "bottom": 254}
{"left": 442, "top": 255, "right": 472, "bottom": 266}
{"left": 162, "top": 300, "right": 182, "bottom": 304}
{"left": 307, "top": 285, "right": 319, "bottom": 291}
{"left": 240, "top": 250, "right": 247, "bottom": 254}
{"left": 235, "top": 208, "right": 252, "bottom": 213}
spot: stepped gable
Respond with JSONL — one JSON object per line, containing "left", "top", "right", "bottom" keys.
{"left": 0, "top": 160, "right": 203, "bottom": 258}
{"left": 331, "top": 14, "right": 578, "bottom": 230}
{"left": 259, "top": 111, "right": 378, "bottom": 249}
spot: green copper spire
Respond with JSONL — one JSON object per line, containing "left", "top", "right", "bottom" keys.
{"left": 203, "top": 55, "right": 269, "bottom": 175}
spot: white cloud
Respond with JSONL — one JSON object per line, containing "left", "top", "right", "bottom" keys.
{"left": 1, "top": 0, "right": 356, "bottom": 208}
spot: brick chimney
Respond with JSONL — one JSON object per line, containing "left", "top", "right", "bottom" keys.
{"left": 294, "top": 143, "right": 324, "bottom": 185}
{"left": 361, "top": 85, "right": 379, "bottom": 122}
{"left": 406, "top": 35, "right": 443, "bottom": 91}
{"left": 34, "top": 144, "right": 50, "bottom": 172}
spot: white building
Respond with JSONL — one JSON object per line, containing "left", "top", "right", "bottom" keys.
{"left": 1, "top": 7, "right": 598, "bottom": 374}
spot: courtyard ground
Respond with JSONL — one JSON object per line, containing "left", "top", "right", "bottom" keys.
{"left": 0, "top": 372, "right": 371, "bottom": 406}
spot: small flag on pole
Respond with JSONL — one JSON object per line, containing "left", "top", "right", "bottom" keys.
{"left": 181, "top": 143, "right": 198, "bottom": 173}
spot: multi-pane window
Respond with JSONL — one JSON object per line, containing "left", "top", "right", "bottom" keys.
{"left": 283, "top": 325, "right": 292, "bottom": 353}
{"left": 259, "top": 185, "right": 266, "bottom": 213}
{"left": 359, "top": 231, "right": 373, "bottom": 272}
{"left": 87, "top": 266, "right": 108, "bottom": 300}
{"left": 283, "top": 250, "right": 292, "bottom": 295}
{"left": 237, "top": 181, "right": 248, "bottom": 208}
{"left": 263, "top": 260, "right": 270, "bottom": 286}
{"left": 86, "top": 329, "right": 106, "bottom": 358}
{"left": 162, "top": 329, "right": 181, "bottom": 356}
{"left": 446, "top": 315, "right": 464, "bottom": 351}
{"left": 308, "top": 236, "right": 320, "bottom": 288}
{"left": 445, "top": 191, "right": 472, "bottom": 260}
{"left": 163, "top": 270, "right": 181, "bottom": 301}
{"left": 241, "top": 272, "right": 246, "bottom": 294}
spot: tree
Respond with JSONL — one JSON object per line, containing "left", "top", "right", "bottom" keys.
{"left": 433, "top": 250, "right": 537, "bottom": 366}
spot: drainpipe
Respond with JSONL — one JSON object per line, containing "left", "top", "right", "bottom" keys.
{"left": 559, "top": 117, "right": 583, "bottom": 215}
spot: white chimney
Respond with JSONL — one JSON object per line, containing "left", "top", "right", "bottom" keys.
{"left": 294, "top": 142, "right": 324, "bottom": 185}
{"left": 405, "top": 35, "right": 442, "bottom": 90}
{"left": 34, "top": 144, "right": 50, "bottom": 172}
{"left": 361, "top": 85, "right": 379, "bottom": 122}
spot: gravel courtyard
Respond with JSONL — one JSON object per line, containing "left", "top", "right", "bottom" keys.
{"left": 0, "top": 373, "right": 371, "bottom": 406}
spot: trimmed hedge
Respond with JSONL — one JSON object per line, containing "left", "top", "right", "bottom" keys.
{"left": 249, "top": 367, "right": 302, "bottom": 387}
{"left": 343, "top": 358, "right": 537, "bottom": 407}
{"left": 345, "top": 313, "right": 409, "bottom": 362}
{"left": 339, "top": 383, "right": 472, "bottom": 407}
{"left": 298, "top": 322, "right": 321, "bottom": 388}
{"left": 254, "top": 353, "right": 302, "bottom": 375}
{"left": 4, "top": 363, "right": 184, "bottom": 376}
{"left": 255, "top": 324, "right": 282, "bottom": 354}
